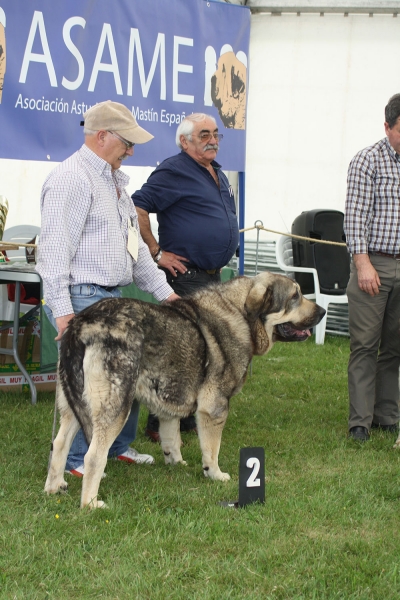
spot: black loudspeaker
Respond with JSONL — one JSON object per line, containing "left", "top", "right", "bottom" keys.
{"left": 291, "top": 209, "right": 350, "bottom": 295}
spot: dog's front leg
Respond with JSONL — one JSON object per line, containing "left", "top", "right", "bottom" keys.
{"left": 196, "top": 408, "right": 230, "bottom": 482}
{"left": 159, "top": 418, "right": 186, "bottom": 466}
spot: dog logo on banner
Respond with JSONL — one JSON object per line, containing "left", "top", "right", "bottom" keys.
{"left": 204, "top": 45, "right": 247, "bottom": 130}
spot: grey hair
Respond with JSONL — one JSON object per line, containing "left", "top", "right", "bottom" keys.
{"left": 83, "top": 127, "right": 99, "bottom": 136}
{"left": 176, "top": 113, "right": 217, "bottom": 149}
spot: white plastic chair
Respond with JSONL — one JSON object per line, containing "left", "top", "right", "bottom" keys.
{"left": 2, "top": 225, "right": 40, "bottom": 262}
{"left": 0, "top": 225, "right": 40, "bottom": 321}
{"left": 275, "top": 235, "right": 348, "bottom": 344}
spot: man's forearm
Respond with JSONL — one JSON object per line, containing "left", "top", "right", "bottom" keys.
{"left": 353, "top": 253, "right": 371, "bottom": 269}
{"left": 136, "top": 207, "right": 159, "bottom": 256}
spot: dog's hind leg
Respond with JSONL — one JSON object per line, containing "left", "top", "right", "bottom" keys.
{"left": 79, "top": 349, "right": 139, "bottom": 509}
{"left": 159, "top": 418, "right": 187, "bottom": 466}
{"left": 80, "top": 397, "right": 133, "bottom": 509}
{"left": 80, "top": 410, "right": 130, "bottom": 509}
{"left": 45, "top": 384, "right": 81, "bottom": 494}
{"left": 80, "top": 437, "right": 109, "bottom": 509}
{"left": 196, "top": 401, "right": 230, "bottom": 482}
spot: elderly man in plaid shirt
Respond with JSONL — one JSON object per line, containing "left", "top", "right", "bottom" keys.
{"left": 37, "top": 101, "right": 179, "bottom": 476}
{"left": 344, "top": 94, "right": 400, "bottom": 442}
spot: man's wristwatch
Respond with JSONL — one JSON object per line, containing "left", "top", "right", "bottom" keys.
{"left": 153, "top": 248, "right": 163, "bottom": 263}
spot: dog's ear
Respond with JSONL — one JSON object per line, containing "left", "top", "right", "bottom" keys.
{"left": 245, "top": 282, "right": 273, "bottom": 321}
{"left": 245, "top": 282, "right": 273, "bottom": 356}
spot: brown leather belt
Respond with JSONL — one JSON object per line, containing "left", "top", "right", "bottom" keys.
{"left": 370, "top": 251, "right": 400, "bottom": 260}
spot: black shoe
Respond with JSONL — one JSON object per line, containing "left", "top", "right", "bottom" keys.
{"left": 371, "top": 422, "right": 399, "bottom": 433}
{"left": 349, "top": 426, "right": 370, "bottom": 442}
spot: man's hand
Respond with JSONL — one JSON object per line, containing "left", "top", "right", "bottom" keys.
{"left": 135, "top": 207, "right": 189, "bottom": 276}
{"left": 163, "top": 293, "right": 180, "bottom": 303}
{"left": 354, "top": 254, "right": 381, "bottom": 296}
{"left": 157, "top": 250, "right": 189, "bottom": 276}
{"left": 55, "top": 313, "right": 75, "bottom": 341}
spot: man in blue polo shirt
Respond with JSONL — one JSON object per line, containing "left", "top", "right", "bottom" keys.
{"left": 132, "top": 112, "right": 239, "bottom": 440}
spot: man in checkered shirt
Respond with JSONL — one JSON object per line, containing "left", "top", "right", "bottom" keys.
{"left": 37, "top": 101, "right": 179, "bottom": 477}
{"left": 344, "top": 94, "right": 400, "bottom": 442}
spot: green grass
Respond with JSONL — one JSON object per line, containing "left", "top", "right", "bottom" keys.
{"left": 2, "top": 335, "right": 400, "bottom": 599}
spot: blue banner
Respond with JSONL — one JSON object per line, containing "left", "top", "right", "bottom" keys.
{"left": 0, "top": 0, "right": 250, "bottom": 171}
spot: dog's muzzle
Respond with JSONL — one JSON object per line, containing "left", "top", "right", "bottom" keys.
{"left": 274, "top": 322, "right": 312, "bottom": 342}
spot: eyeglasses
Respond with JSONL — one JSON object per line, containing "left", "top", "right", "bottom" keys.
{"left": 197, "top": 132, "right": 224, "bottom": 143}
{"left": 108, "top": 131, "right": 135, "bottom": 150}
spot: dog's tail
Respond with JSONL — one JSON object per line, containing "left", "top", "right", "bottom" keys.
{"left": 58, "top": 324, "right": 92, "bottom": 441}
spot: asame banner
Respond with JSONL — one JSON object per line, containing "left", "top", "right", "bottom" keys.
{"left": 0, "top": 0, "right": 250, "bottom": 170}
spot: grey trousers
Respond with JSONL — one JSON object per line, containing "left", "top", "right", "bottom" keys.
{"left": 347, "top": 254, "right": 400, "bottom": 430}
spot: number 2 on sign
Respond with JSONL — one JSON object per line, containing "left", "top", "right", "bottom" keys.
{"left": 246, "top": 457, "right": 261, "bottom": 487}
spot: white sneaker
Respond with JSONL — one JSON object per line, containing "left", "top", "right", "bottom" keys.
{"left": 65, "top": 465, "right": 107, "bottom": 479}
{"left": 117, "top": 447, "right": 155, "bottom": 465}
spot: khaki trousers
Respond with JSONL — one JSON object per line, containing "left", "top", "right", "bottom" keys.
{"left": 347, "top": 254, "right": 400, "bottom": 430}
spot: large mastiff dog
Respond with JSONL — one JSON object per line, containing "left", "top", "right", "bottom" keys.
{"left": 45, "top": 272, "right": 325, "bottom": 508}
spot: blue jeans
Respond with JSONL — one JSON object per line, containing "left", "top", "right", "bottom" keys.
{"left": 44, "top": 284, "right": 139, "bottom": 470}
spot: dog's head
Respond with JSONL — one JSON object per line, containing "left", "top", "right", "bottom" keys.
{"left": 211, "top": 51, "right": 246, "bottom": 130}
{"left": 244, "top": 272, "right": 326, "bottom": 355}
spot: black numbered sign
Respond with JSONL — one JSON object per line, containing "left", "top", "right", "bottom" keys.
{"left": 238, "top": 447, "right": 265, "bottom": 507}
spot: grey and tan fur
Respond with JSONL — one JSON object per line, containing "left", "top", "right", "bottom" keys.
{"left": 45, "top": 272, "right": 325, "bottom": 509}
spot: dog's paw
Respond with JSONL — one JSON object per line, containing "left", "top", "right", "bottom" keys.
{"left": 203, "top": 467, "right": 231, "bottom": 482}
{"left": 83, "top": 499, "right": 107, "bottom": 510}
{"left": 393, "top": 439, "right": 400, "bottom": 449}
{"left": 163, "top": 451, "right": 186, "bottom": 466}
{"left": 214, "top": 471, "right": 231, "bottom": 482}
{"left": 44, "top": 479, "right": 68, "bottom": 495}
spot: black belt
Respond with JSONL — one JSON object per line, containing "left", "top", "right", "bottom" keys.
{"left": 370, "top": 251, "right": 400, "bottom": 260}
{"left": 185, "top": 265, "right": 219, "bottom": 275}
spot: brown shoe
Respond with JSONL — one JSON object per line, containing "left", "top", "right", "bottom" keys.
{"left": 145, "top": 428, "right": 161, "bottom": 443}
{"left": 145, "top": 413, "right": 160, "bottom": 443}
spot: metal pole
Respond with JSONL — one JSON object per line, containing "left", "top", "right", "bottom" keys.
{"left": 12, "top": 282, "right": 37, "bottom": 404}
{"left": 238, "top": 172, "right": 245, "bottom": 275}
{"left": 254, "top": 220, "right": 263, "bottom": 275}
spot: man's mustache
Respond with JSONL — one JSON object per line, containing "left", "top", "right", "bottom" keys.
{"left": 204, "top": 143, "right": 219, "bottom": 151}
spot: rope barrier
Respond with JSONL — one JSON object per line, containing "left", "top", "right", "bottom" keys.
{"left": 0, "top": 241, "right": 36, "bottom": 248}
{"left": 239, "top": 224, "right": 347, "bottom": 247}
{"left": 0, "top": 223, "right": 347, "bottom": 249}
